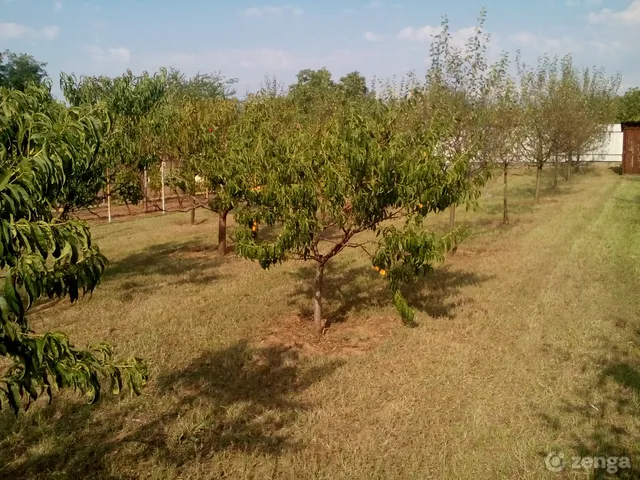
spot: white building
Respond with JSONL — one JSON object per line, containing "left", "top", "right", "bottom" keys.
{"left": 580, "top": 124, "right": 623, "bottom": 163}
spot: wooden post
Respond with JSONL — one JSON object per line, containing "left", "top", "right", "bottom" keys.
{"left": 503, "top": 162, "right": 509, "bottom": 225}
{"left": 314, "top": 263, "right": 325, "bottom": 335}
{"left": 161, "top": 161, "right": 166, "bottom": 215}
{"left": 143, "top": 167, "right": 148, "bottom": 212}
{"left": 106, "top": 168, "right": 111, "bottom": 224}
{"left": 449, "top": 205, "right": 456, "bottom": 231}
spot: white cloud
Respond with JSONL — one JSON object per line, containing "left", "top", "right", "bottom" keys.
{"left": 41, "top": 26, "right": 60, "bottom": 40}
{"left": 397, "top": 25, "right": 442, "bottom": 42}
{"left": 367, "top": 1, "right": 383, "bottom": 8}
{"left": 397, "top": 25, "right": 477, "bottom": 49}
{"left": 567, "top": 0, "right": 603, "bottom": 5}
{"left": 589, "top": 0, "right": 640, "bottom": 24}
{"left": 588, "top": 39, "right": 623, "bottom": 53}
{"left": 0, "top": 22, "right": 60, "bottom": 40}
{"left": 149, "top": 47, "right": 387, "bottom": 78}
{"left": 161, "top": 48, "right": 293, "bottom": 71}
{"left": 511, "top": 32, "right": 582, "bottom": 53}
{"left": 364, "top": 31, "right": 384, "bottom": 42}
{"left": 54, "top": 0, "right": 62, "bottom": 11}
{"left": 240, "top": 4, "right": 303, "bottom": 18}
{"left": 84, "top": 45, "right": 131, "bottom": 63}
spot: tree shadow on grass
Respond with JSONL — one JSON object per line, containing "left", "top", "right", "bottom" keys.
{"left": 100, "top": 240, "right": 228, "bottom": 299}
{"left": 538, "top": 330, "right": 640, "bottom": 479}
{"left": 288, "top": 262, "right": 491, "bottom": 327}
{"left": 483, "top": 202, "right": 536, "bottom": 217}
{"left": 0, "top": 340, "right": 343, "bottom": 479}
{"left": 510, "top": 181, "right": 581, "bottom": 200}
{"left": 609, "top": 165, "right": 623, "bottom": 176}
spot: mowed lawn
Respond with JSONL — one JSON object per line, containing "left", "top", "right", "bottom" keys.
{"left": 2, "top": 165, "right": 640, "bottom": 479}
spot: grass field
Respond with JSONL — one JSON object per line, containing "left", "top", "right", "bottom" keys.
{"left": 1, "top": 165, "right": 640, "bottom": 479}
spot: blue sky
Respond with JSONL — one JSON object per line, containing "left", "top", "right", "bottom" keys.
{"left": 1, "top": 0, "right": 637, "bottom": 98}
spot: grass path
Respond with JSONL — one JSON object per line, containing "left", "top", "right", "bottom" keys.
{"left": 1, "top": 168, "right": 640, "bottom": 479}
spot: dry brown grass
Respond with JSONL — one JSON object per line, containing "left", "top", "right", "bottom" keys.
{"left": 2, "top": 164, "right": 640, "bottom": 479}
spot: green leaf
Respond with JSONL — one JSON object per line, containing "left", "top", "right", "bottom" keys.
{"left": 3, "top": 277, "right": 22, "bottom": 317}
{"left": 7, "top": 383, "right": 21, "bottom": 415}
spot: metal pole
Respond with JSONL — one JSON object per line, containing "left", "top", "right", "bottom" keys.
{"left": 161, "top": 161, "right": 166, "bottom": 214}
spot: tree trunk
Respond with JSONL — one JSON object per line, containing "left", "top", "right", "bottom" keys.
{"left": 553, "top": 155, "right": 558, "bottom": 189}
{"left": 535, "top": 165, "right": 542, "bottom": 204}
{"left": 313, "top": 263, "right": 325, "bottom": 335}
{"left": 503, "top": 162, "right": 509, "bottom": 225}
{"left": 218, "top": 210, "right": 228, "bottom": 255}
{"left": 449, "top": 205, "right": 458, "bottom": 255}
{"left": 449, "top": 205, "right": 456, "bottom": 231}
{"left": 190, "top": 207, "right": 196, "bottom": 225}
{"left": 575, "top": 152, "right": 580, "bottom": 173}
{"left": 567, "top": 153, "right": 572, "bottom": 181}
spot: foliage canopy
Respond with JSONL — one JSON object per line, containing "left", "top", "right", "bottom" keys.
{"left": 0, "top": 86, "right": 147, "bottom": 413}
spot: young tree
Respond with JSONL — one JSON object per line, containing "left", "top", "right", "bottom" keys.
{"left": 0, "top": 86, "right": 146, "bottom": 413}
{"left": 235, "top": 89, "right": 487, "bottom": 334}
{"left": 486, "top": 73, "right": 523, "bottom": 224}
{"left": 559, "top": 63, "right": 619, "bottom": 178}
{"left": 425, "top": 11, "right": 502, "bottom": 230}
{"left": 517, "top": 54, "right": 565, "bottom": 203}
{"left": 152, "top": 70, "right": 240, "bottom": 237}
{"left": 160, "top": 95, "right": 244, "bottom": 253}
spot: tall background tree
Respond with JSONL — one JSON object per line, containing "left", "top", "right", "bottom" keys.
{"left": 0, "top": 50, "right": 49, "bottom": 92}
{"left": 616, "top": 88, "right": 640, "bottom": 123}
{"left": 425, "top": 11, "right": 504, "bottom": 231}
{"left": 59, "top": 69, "right": 172, "bottom": 215}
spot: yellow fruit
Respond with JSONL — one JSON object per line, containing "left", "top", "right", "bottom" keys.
{"left": 251, "top": 226, "right": 257, "bottom": 232}
{"left": 373, "top": 266, "right": 380, "bottom": 272}
{"left": 379, "top": 269, "right": 386, "bottom": 276}
{"left": 418, "top": 203, "right": 423, "bottom": 209}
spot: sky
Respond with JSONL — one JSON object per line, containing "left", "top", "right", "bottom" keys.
{"left": 0, "top": 0, "right": 638, "bottom": 98}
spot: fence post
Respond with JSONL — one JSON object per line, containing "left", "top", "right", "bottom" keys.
{"left": 106, "top": 168, "right": 111, "bottom": 224}
{"left": 161, "top": 161, "right": 166, "bottom": 215}
{"left": 143, "top": 167, "right": 148, "bottom": 212}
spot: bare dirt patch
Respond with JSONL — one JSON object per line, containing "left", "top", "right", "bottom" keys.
{"left": 254, "top": 314, "right": 399, "bottom": 359}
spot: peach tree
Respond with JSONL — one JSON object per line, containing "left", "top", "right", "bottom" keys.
{"left": 160, "top": 96, "right": 244, "bottom": 253}
{"left": 0, "top": 86, "right": 146, "bottom": 412}
{"left": 235, "top": 91, "right": 487, "bottom": 334}
{"left": 59, "top": 70, "right": 170, "bottom": 214}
